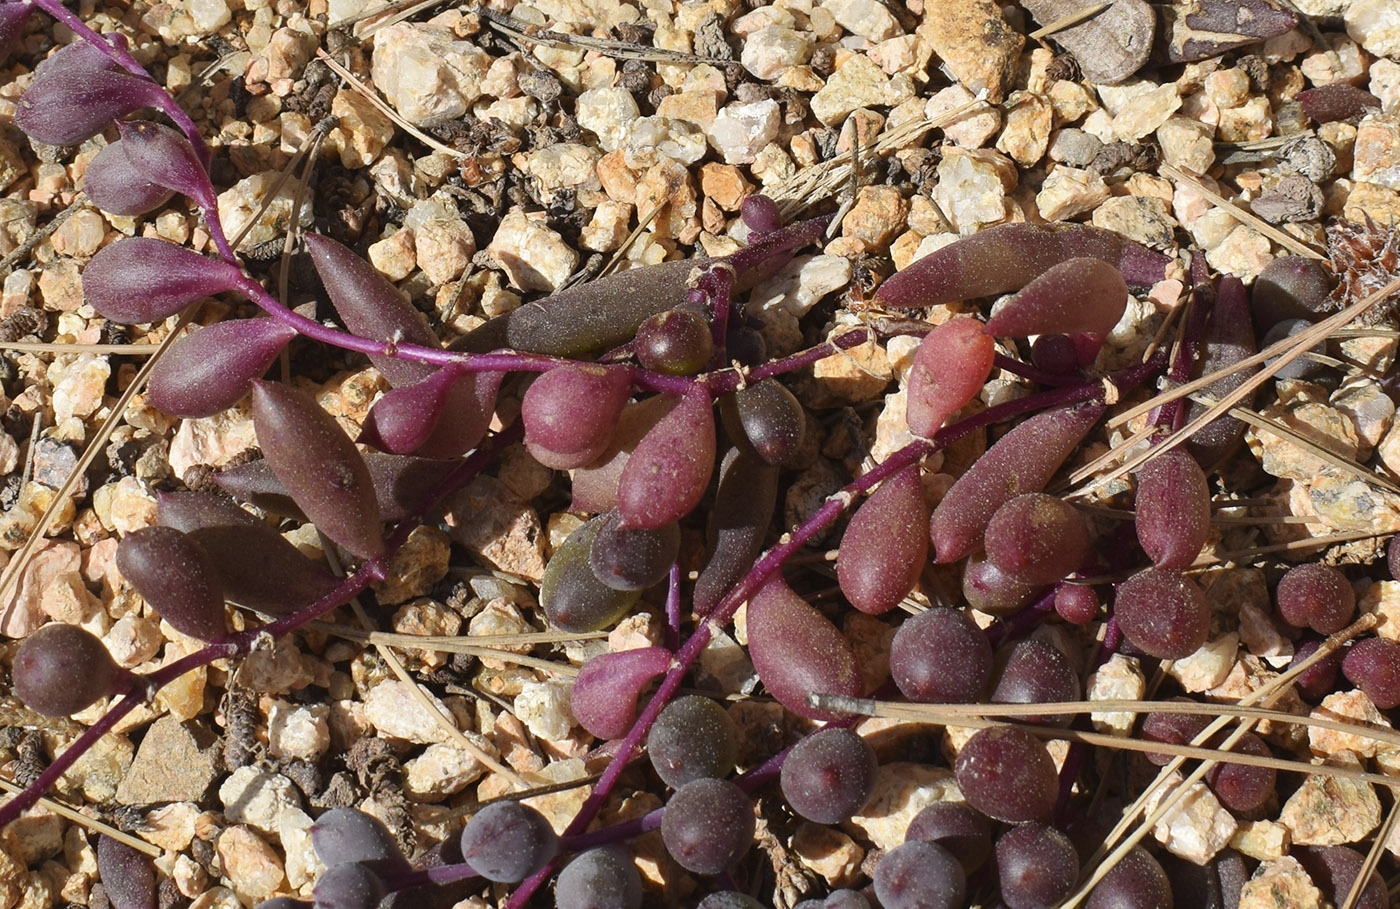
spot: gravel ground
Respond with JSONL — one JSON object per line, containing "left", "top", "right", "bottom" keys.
{"left": 1, "top": 0, "right": 1400, "bottom": 907}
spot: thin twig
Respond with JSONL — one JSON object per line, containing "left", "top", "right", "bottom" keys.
{"left": 1029, "top": 1, "right": 1112, "bottom": 39}
{"left": 314, "top": 49, "right": 469, "bottom": 160}
{"left": 1159, "top": 162, "right": 1326, "bottom": 260}
{"left": 0, "top": 778, "right": 160, "bottom": 856}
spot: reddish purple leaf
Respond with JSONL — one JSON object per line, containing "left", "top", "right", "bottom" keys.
{"left": 1134, "top": 448, "right": 1210, "bottom": 569}
{"left": 98, "top": 835, "right": 156, "bottom": 909}
{"left": 83, "top": 237, "right": 247, "bottom": 324}
{"left": 115, "top": 120, "right": 216, "bottom": 211}
{"left": 14, "top": 41, "right": 167, "bottom": 146}
{"left": 84, "top": 137, "right": 175, "bottom": 215}
{"left": 747, "top": 576, "right": 862, "bottom": 721}
{"left": 0, "top": 2, "right": 33, "bottom": 65}
{"left": 359, "top": 367, "right": 459, "bottom": 455}
{"left": 1298, "top": 84, "right": 1381, "bottom": 123}
{"left": 251, "top": 380, "right": 384, "bottom": 559}
{"left": 984, "top": 258, "right": 1128, "bottom": 340}
{"left": 837, "top": 464, "right": 929, "bottom": 615}
{"left": 116, "top": 527, "right": 228, "bottom": 641}
{"left": 570, "top": 647, "right": 672, "bottom": 739}
{"left": 617, "top": 384, "right": 716, "bottom": 530}
{"left": 148, "top": 317, "right": 295, "bottom": 418}
{"left": 304, "top": 233, "right": 438, "bottom": 388}
{"left": 523, "top": 364, "right": 633, "bottom": 469}
{"left": 906, "top": 317, "right": 996, "bottom": 439}
{"left": 413, "top": 368, "right": 504, "bottom": 459}
{"left": 930, "top": 404, "right": 1105, "bottom": 563}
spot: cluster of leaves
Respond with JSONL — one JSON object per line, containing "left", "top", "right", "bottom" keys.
{"left": 4, "top": 2, "right": 1400, "bottom": 908}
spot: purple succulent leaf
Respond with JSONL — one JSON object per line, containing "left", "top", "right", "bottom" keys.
{"left": 97, "top": 835, "right": 156, "bottom": 909}
{"left": 14, "top": 41, "right": 166, "bottom": 146}
{"left": 148, "top": 317, "right": 296, "bottom": 418}
{"left": 215, "top": 452, "right": 451, "bottom": 523}
{"left": 1298, "top": 84, "right": 1382, "bottom": 123}
{"left": 413, "top": 368, "right": 505, "bottom": 459}
{"left": 251, "top": 380, "right": 384, "bottom": 560}
{"left": 571, "top": 647, "right": 672, "bottom": 740}
{"left": 115, "top": 120, "right": 216, "bottom": 211}
{"left": 359, "top": 367, "right": 458, "bottom": 455}
{"left": 82, "top": 237, "right": 247, "bottom": 323}
{"left": 84, "top": 136, "right": 175, "bottom": 215}
{"left": 303, "top": 233, "right": 439, "bottom": 387}
{"left": 0, "top": 2, "right": 33, "bottom": 65}
{"left": 984, "top": 258, "right": 1129, "bottom": 339}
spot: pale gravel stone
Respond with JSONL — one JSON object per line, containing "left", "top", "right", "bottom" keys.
{"left": 405, "top": 740, "right": 494, "bottom": 801}
{"left": 1219, "top": 96, "right": 1273, "bottom": 144}
{"left": 217, "top": 171, "right": 314, "bottom": 249}
{"left": 1229, "top": 820, "right": 1290, "bottom": 862}
{"left": 811, "top": 54, "right": 892, "bottom": 126}
{"left": 1087, "top": 653, "right": 1145, "bottom": 737}
{"left": 576, "top": 89, "right": 641, "bottom": 153}
{"left": 924, "top": 85, "right": 1002, "bottom": 149}
{"left": 519, "top": 144, "right": 601, "bottom": 206}
{"left": 1035, "top": 165, "right": 1109, "bottom": 221}
{"left": 276, "top": 808, "right": 322, "bottom": 893}
{"left": 933, "top": 149, "right": 1014, "bottom": 234}
{"left": 1165, "top": 633, "right": 1238, "bottom": 693}
{"left": 1353, "top": 113, "right": 1400, "bottom": 190}
{"left": 1157, "top": 116, "right": 1215, "bottom": 173}
{"left": 1145, "top": 770, "right": 1237, "bottom": 864}
{"left": 466, "top": 598, "right": 533, "bottom": 669}
{"left": 995, "top": 91, "right": 1052, "bottom": 167}
{"left": 1361, "top": 580, "right": 1400, "bottom": 643}
{"left": 845, "top": 763, "right": 961, "bottom": 851}
{"left": 1236, "top": 600, "right": 1292, "bottom": 668}
{"left": 696, "top": 630, "right": 758, "bottom": 694}
{"left": 239, "top": 636, "right": 317, "bottom": 694}
{"left": 266, "top": 700, "right": 330, "bottom": 762}
{"left": 792, "top": 822, "right": 864, "bottom": 889}
{"left": 368, "top": 228, "right": 416, "bottom": 281}
{"left": 486, "top": 209, "right": 578, "bottom": 293}
{"left": 219, "top": 767, "right": 303, "bottom": 836}
{"left": 1091, "top": 195, "right": 1177, "bottom": 250}
{"left": 1346, "top": 0, "right": 1400, "bottom": 58}
{"left": 1371, "top": 60, "right": 1400, "bottom": 114}
{"left": 707, "top": 100, "right": 781, "bottom": 165}
{"left": 141, "top": 803, "right": 200, "bottom": 853}
{"left": 1332, "top": 378, "right": 1395, "bottom": 456}
{"left": 1309, "top": 690, "right": 1393, "bottom": 759}
{"left": 740, "top": 26, "right": 813, "bottom": 81}
{"left": 514, "top": 678, "right": 576, "bottom": 741}
{"left": 1239, "top": 856, "right": 1321, "bottom": 909}
{"left": 1278, "top": 751, "right": 1380, "bottom": 845}
{"left": 749, "top": 255, "right": 853, "bottom": 319}
{"left": 580, "top": 199, "right": 631, "bottom": 252}
{"left": 1046, "top": 128, "right": 1103, "bottom": 168}
{"left": 372, "top": 525, "right": 451, "bottom": 606}
{"left": 1249, "top": 402, "right": 1360, "bottom": 481}
{"left": 823, "top": 0, "right": 902, "bottom": 41}
{"left": 217, "top": 826, "right": 285, "bottom": 905}
{"left": 916, "top": 0, "right": 1022, "bottom": 103}
{"left": 624, "top": 116, "right": 708, "bottom": 169}
{"left": 364, "top": 680, "right": 457, "bottom": 744}
{"left": 371, "top": 24, "right": 490, "bottom": 126}
{"left": 1301, "top": 35, "right": 1368, "bottom": 87}
{"left": 1109, "top": 84, "right": 1181, "bottom": 141}
{"left": 167, "top": 405, "right": 257, "bottom": 481}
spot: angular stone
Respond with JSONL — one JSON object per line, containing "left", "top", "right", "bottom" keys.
{"left": 115, "top": 716, "right": 220, "bottom": 805}
{"left": 811, "top": 53, "right": 892, "bottom": 125}
{"left": 917, "top": 0, "right": 1023, "bottom": 103}
{"left": 370, "top": 24, "right": 491, "bottom": 126}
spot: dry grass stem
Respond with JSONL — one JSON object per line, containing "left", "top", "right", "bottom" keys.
{"left": 1029, "top": 1, "right": 1114, "bottom": 39}
{"left": 315, "top": 49, "right": 469, "bottom": 160}
{"left": 0, "top": 778, "right": 160, "bottom": 856}
{"left": 1159, "top": 162, "right": 1327, "bottom": 260}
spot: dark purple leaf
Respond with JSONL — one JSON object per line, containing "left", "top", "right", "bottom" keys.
{"left": 84, "top": 136, "right": 175, "bottom": 215}
{"left": 1298, "top": 84, "right": 1382, "bottom": 123}
{"left": 116, "top": 527, "right": 228, "bottom": 641}
{"left": 251, "top": 380, "right": 384, "bottom": 559}
{"left": 14, "top": 42, "right": 167, "bottom": 146}
{"left": 303, "top": 233, "right": 438, "bottom": 388}
{"left": 359, "top": 367, "right": 459, "bottom": 455}
{"left": 617, "top": 384, "right": 716, "bottom": 530}
{"left": 0, "top": 2, "right": 33, "bottom": 65}
{"left": 570, "top": 647, "right": 672, "bottom": 739}
{"left": 747, "top": 575, "right": 861, "bottom": 721}
{"left": 157, "top": 491, "right": 337, "bottom": 615}
{"left": 98, "top": 835, "right": 156, "bottom": 909}
{"left": 984, "top": 257, "right": 1128, "bottom": 340}
{"left": 413, "top": 369, "right": 504, "bottom": 459}
{"left": 83, "top": 237, "right": 247, "bottom": 324}
{"left": 149, "top": 317, "right": 295, "bottom": 418}
{"left": 216, "top": 453, "right": 449, "bottom": 523}
{"left": 115, "top": 120, "right": 216, "bottom": 211}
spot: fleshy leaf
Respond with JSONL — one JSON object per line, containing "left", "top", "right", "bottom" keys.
{"left": 930, "top": 404, "right": 1105, "bottom": 563}
{"left": 617, "top": 384, "right": 716, "bottom": 530}
{"left": 84, "top": 136, "right": 175, "bottom": 215}
{"left": 216, "top": 453, "right": 449, "bottom": 523}
{"left": 571, "top": 647, "right": 672, "bottom": 739}
{"left": 116, "top": 526, "right": 228, "bottom": 641}
{"left": 157, "top": 491, "right": 337, "bottom": 615}
{"left": 747, "top": 575, "right": 861, "bottom": 721}
{"left": 14, "top": 42, "right": 167, "bottom": 146}
{"left": 251, "top": 380, "right": 384, "bottom": 559}
{"left": 359, "top": 367, "right": 458, "bottom": 455}
{"left": 836, "top": 464, "right": 929, "bottom": 615}
{"left": 414, "top": 369, "right": 504, "bottom": 459}
{"left": 98, "top": 835, "right": 156, "bottom": 909}
{"left": 522, "top": 364, "right": 632, "bottom": 469}
{"left": 0, "top": 3, "right": 33, "bottom": 65}
{"left": 906, "top": 317, "right": 995, "bottom": 439}
{"left": 875, "top": 222, "right": 1169, "bottom": 309}
{"left": 303, "top": 233, "right": 438, "bottom": 388}
{"left": 115, "top": 120, "right": 216, "bottom": 211}
{"left": 149, "top": 317, "right": 295, "bottom": 418}
{"left": 984, "top": 258, "right": 1129, "bottom": 339}
{"left": 83, "top": 237, "right": 247, "bottom": 324}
